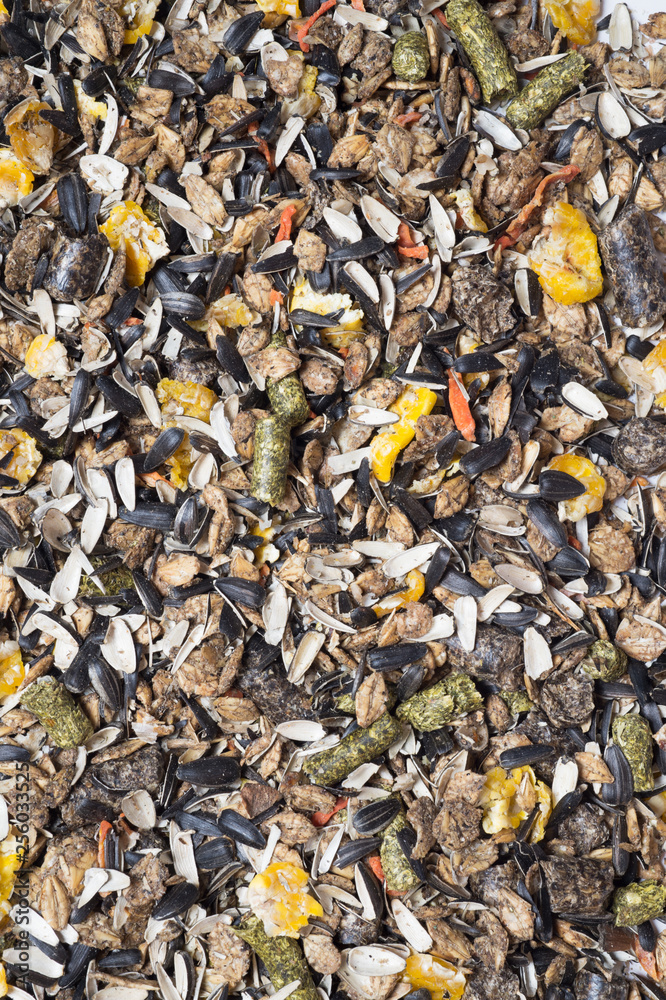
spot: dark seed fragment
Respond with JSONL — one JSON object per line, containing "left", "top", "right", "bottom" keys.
{"left": 176, "top": 756, "right": 241, "bottom": 787}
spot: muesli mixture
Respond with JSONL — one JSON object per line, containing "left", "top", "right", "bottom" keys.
{"left": 1, "top": 2, "right": 666, "bottom": 1000}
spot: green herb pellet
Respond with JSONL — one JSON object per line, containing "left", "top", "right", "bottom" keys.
{"left": 234, "top": 915, "right": 319, "bottom": 1000}
{"left": 506, "top": 52, "right": 587, "bottom": 130}
{"left": 612, "top": 881, "right": 666, "bottom": 926}
{"left": 303, "top": 712, "right": 401, "bottom": 785}
{"left": 612, "top": 714, "right": 654, "bottom": 792}
{"left": 251, "top": 415, "right": 291, "bottom": 506}
{"left": 21, "top": 676, "right": 93, "bottom": 748}
{"left": 445, "top": 0, "right": 518, "bottom": 104}
{"left": 396, "top": 672, "right": 482, "bottom": 732}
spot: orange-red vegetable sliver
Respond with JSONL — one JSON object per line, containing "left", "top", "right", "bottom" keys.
{"left": 447, "top": 370, "right": 476, "bottom": 442}
{"left": 297, "top": 0, "right": 336, "bottom": 52}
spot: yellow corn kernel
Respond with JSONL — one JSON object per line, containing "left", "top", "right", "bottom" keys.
{"left": 206, "top": 294, "right": 258, "bottom": 330}
{"left": 374, "top": 569, "right": 425, "bottom": 617}
{"left": 403, "top": 953, "right": 466, "bottom": 1000}
{"left": 255, "top": 0, "right": 301, "bottom": 18}
{"left": 479, "top": 765, "right": 551, "bottom": 843}
{"left": 0, "top": 833, "right": 22, "bottom": 920}
{"left": 156, "top": 379, "right": 218, "bottom": 422}
{"left": 4, "top": 99, "right": 55, "bottom": 175}
{"left": 528, "top": 201, "right": 603, "bottom": 305}
{"left": 453, "top": 189, "right": 488, "bottom": 233}
{"left": 73, "top": 80, "right": 108, "bottom": 120}
{"left": 0, "top": 429, "right": 41, "bottom": 485}
{"left": 0, "top": 150, "right": 33, "bottom": 208}
{"left": 0, "top": 962, "right": 7, "bottom": 998}
{"left": 100, "top": 201, "right": 169, "bottom": 287}
{"left": 547, "top": 453, "right": 606, "bottom": 523}
{"left": 24, "top": 333, "right": 69, "bottom": 379}
{"left": 122, "top": 0, "right": 160, "bottom": 43}
{"left": 0, "top": 648, "right": 24, "bottom": 698}
{"left": 370, "top": 387, "right": 437, "bottom": 483}
{"left": 247, "top": 861, "right": 323, "bottom": 937}
{"left": 644, "top": 339, "right": 666, "bottom": 409}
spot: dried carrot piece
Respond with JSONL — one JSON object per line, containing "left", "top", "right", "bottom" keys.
{"left": 311, "top": 796, "right": 348, "bottom": 827}
{"left": 367, "top": 855, "right": 385, "bottom": 882}
{"left": 275, "top": 204, "right": 297, "bottom": 243}
{"left": 433, "top": 8, "right": 449, "bottom": 28}
{"left": 270, "top": 289, "right": 284, "bottom": 306}
{"left": 495, "top": 164, "right": 580, "bottom": 250}
{"left": 350, "top": 0, "right": 364, "bottom": 9}
{"left": 398, "top": 244, "right": 429, "bottom": 259}
{"left": 447, "top": 370, "right": 476, "bottom": 442}
{"left": 394, "top": 112, "right": 422, "bottom": 127}
{"left": 254, "top": 135, "right": 274, "bottom": 172}
{"left": 296, "top": 0, "right": 336, "bottom": 52}
{"left": 397, "top": 220, "right": 429, "bottom": 259}
{"left": 98, "top": 820, "right": 113, "bottom": 866}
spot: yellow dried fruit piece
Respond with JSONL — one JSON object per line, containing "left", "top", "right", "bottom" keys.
{"left": 256, "top": 0, "right": 301, "bottom": 18}
{"left": 4, "top": 99, "right": 56, "bottom": 175}
{"left": 480, "top": 765, "right": 552, "bottom": 843}
{"left": 24, "top": 333, "right": 69, "bottom": 379}
{"left": 0, "top": 150, "right": 33, "bottom": 208}
{"left": 207, "top": 294, "right": 257, "bottom": 330}
{"left": 374, "top": 569, "right": 425, "bottom": 617}
{"left": 0, "top": 429, "right": 41, "bottom": 485}
{"left": 403, "top": 953, "right": 466, "bottom": 1000}
{"left": 122, "top": 0, "right": 160, "bottom": 42}
{"left": 0, "top": 648, "right": 25, "bottom": 698}
{"left": 544, "top": 0, "right": 599, "bottom": 44}
{"left": 73, "top": 80, "right": 108, "bottom": 120}
{"left": 247, "top": 861, "right": 323, "bottom": 937}
{"left": 100, "top": 201, "right": 169, "bottom": 287}
{"left": 528, "top": 202, "right": 603, "bottom": 305}
{"left": 0, "top": 833, "right": 22, "bottom": 920}
{"left": 453, "top": 189, "right": 488, "bottom": 233}
{"left": 156, "top": 379, "right": 218, "bottom": 422}
{"left": 370, "top": 386, "right": 437, "bottom": 483}
{"left": 547, "top": 453, "right": 606, "bottom": 522}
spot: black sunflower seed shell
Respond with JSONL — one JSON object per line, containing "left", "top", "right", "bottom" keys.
{"left": 327, "top": 237, "right": 385, "bottom": 262}
{"left": 334, "top": 837, "right": 382, "bottom": 869}
{"left": 214, "top": 576, "right": 267, "bottom": 608}
{"left": 159, "top": 292, "right": 206, "bottom": 319}
{"left": 152, "top": 881, "right": 199, "bottom": 920}
{"left": 195, "top": 836, "right": 236, "bottom": 870}
{"left": 459, "top": 436, "right": 511, "bottom": 477}
{"left": 57, "top": 174, "right": 88, "bottom": 235}
{"left": 217, "top": 808, "right": 266, "bottom": 848}
{"left": 221, "top": 11, "right": 264, "bottom": 55}
{"left": 602, "top": 743, "right": 634, "bottom": 806}
{"left": 88, "top": 656, "right": 123, "bottom": 711}
{"left": 538, "top": 469, "right": 587, "bottom": 501}
{"left": 547, "top": 546, "right": 590, "bottom": 578}
{"left": 131, "top": 571, "right": 164, "bottom": 617}
{"left": 353, "top": 797, "right": 401, "bottom": 835}
{"left": 499, "top": 744, "right": 554, "bottom": 769}
{"left": 251, "top": 250, "right": 298, "bottom": 274}
{"left": 68, "top": 368, "right": 92, "bottom": 429}
{"left": 96, "top": 376, "right": 142, "bottom": 417}
{"left": 216, "top": 334, "right": 247, "bottom": 382}
{"left": 96, "top": 950, "right": 143, "bottom": 971}
{"left": 176, "top": 756, "right": 241, "bottom": 787}
{"left": 367, "top": 642, "right": 427, "bottom": 671}
{"left": 143, "top": 427, "right": 186, "bottom": 473}
{"left": 526, "top": 499, "right": 568, "bottom": 548}
{"left": 453, "top": 352, "right": 506, "bottom": 373}
{"left": 119, "top": 504, "right": 178, "bottom": 530}
{"left": 0, "top": 507, "right": 20, "bottom": 549}
{"left": 0, "top": 744, "right": 31, "bottom": 761}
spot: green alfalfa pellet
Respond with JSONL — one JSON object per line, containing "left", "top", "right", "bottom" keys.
{"left": 506, "top": 51, "right": 587, "bottom": 130}
{"left": 234, "top": 915, "right": 319, "bottom": 1000}
{"left": 445, "top": 0, "right": 518, "bottom": 104}
{"left": 303, "top": 712, "right": 401, "bottom": 785}
{"left": 251, "top": 415, "right": 291, "bottom": 506}
{"left": 396, "top": 673, "right": 482, "bottom": 732}
{"left": 267, "top": 330, "right": 308, "bottom": 428}
{"left": 21, "top": 676, "right": 93, "bottom": 748}
{"left": 380, "top": 809, "right": 420, "bottom": 892}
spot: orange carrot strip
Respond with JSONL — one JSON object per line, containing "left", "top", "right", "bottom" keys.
{"left": 98, "top": 820, "right": 113, "bottom": 867}
{"left": 433, "top": 8, "right": 449, "bottom": 27}
{"left": 397, "top": 221, "right": 415, "bottom": 246}
{"left": 350, "top": 0, "right": 364, "bottom": 9}
{"left": 398, "top": 244, "right": 429, "bottom": 259}
{"left": 447, "top": 370, "right": 476, "bottom": 442}
{"left": 275, "top": 204, "right": 297, "bottom": 243}
{"left": 270, "top": 289, "right": 284, "bottom": 306}
{"left": 394, "top": 112, "right": 422, "bottom": 127}
{"left": 312, "top": 796, "right": 348, "bottom": 827}
{"left": 297, "top": 0, "right": 336, "bottom": 52}
{"left": 495, "top": 164, "right": 580, "bottom": 250}
{"left": 254, "top": 136, "right": 274, "bottom": 172}
{"left": 367, "top": 855, "right": 385, "bottom": 882}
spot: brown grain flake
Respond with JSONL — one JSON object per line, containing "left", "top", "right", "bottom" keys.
{"left": 355, "top": 672, "right": 389, "bottom": 728}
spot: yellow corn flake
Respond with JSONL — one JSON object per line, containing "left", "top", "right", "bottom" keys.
{"left": 0, "top": 833, "right": 22, "bottom": 920}
{"left": 4, "top": 99, "right": 55, "bottom": 175}
{"left": 644, "top": 338, "right": 666, "bottom": 408}
{"left": 167, "top": 435, "right": 197, "bottom": 490}
{"left": 403, "top": 953, "right": 466, "bottom": 1000}
{"left": 0, "top": 962, "right": 7, "bottom": 999}
{"left": 291, "top": 278, "right": 363, "bottom": 331}
{"left": 370, "top": 386, "right": 437, "bottom": 483}
{"left": 73, "top": 80, "right": 108, "bottom": 120}
{"left": 24, "top": 333, "right": 69, "bottom": 379}
{"left": 374, "top": 569, "right": 425, "bottom": 617}
{"left": 122, "top": 0, "right": 160, "bottom": 42}
{"left": 0, "top": 646, "right": 24, "bottom": 698}
{"left": 248, "top": 861, "right": 323, "bottom": 937}
{"left": 156, "top": 379, "right": 218, "bottom": 422}
{"left": 206, "top": 294, "right": 258, "bottom": 330}
{"left": 0, "top": 429, "right": 41, "bottom": 486}
{"left": 453, "top": 189, "right": 488, "bottom": 233}
{"left": 528, "top": 201, "right": 603, "bottom": 305}
{"left": 100, "top": 201, "right": 169, "bottom": 287}
{"left": 547, "top": 453, "right": 606, "bottom": 523}
{"left": 480, "top": 765, "right": 551, "bottom": 843}
{"left": 0, "top": 150, "right": 33, "bottom": 208}
{"left": 255, "top": 0, "right": 300, "bottom": 18}
{"left": 300, "top": 65, "right": 318, "bottom": 94}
